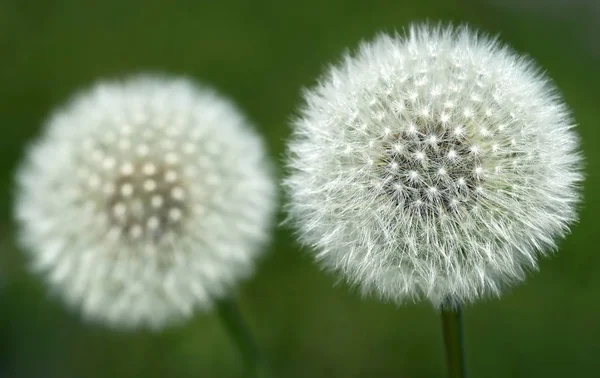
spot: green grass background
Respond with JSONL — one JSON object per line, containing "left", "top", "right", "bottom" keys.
{"left": 1, "top": 1, "right": 599, "bottom": 377}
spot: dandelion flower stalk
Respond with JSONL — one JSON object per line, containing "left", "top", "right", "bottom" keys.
{"left": 285, "top": 23, "right": 583, "bottom": 375}
{"left": 14, "top": 75, "right": 277, "bottom": 342}
{"left": 441, "top": 301, "right": 466, "bottom": 378}
{"left": 216, "top": 296, "right": 271, "bottom": 378}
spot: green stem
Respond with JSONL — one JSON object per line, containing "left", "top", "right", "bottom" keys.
{"left": 215, "top": 296, "right": 271, "bottom": 378}
{"left": 440, "top": 301, "right": 467, "bottom": 378}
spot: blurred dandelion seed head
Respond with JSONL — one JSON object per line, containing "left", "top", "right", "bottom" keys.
{"left": 285, "top": 24, "right": 583, "bottom": 307}
{"left": 15, "top": 75, "right": 277, "bottom": 329}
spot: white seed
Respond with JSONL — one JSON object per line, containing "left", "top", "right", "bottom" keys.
{"left": 129, "top": 224, "right": 143, "bottom": 239}
{"left": 165, "top": 170, "right": 178, "bottom": 183}
{"left": 151, "top": 195, "right": 164, "bottom": 208}
{"left": 120, "top": 183, "right": 134, "bottom": 197}
{"left": 147, "top": 216, "right": 160, "bottom": 230}
{"left": 136, "top": 144, "right": 150, "bottom": 157}
{"left": 169, "top": 208, "right": 183, "bottom": 222}
{"left": 120, "top": 162, "right": 134, "bottom": 176}
{"left": 143, "top": 179, "right": 157, "bottom": 192}
{"left": 119, "top": 138, "right": 131, "bottom": 150}
{"left": 143, "top": 163, "right": 157, "bottom": 175}
{"left": 120, "top": 123, "right": 133, "bottom": 135}
{"left": 183, "top": 143, "right": 196, "bottom": 155}
{"left": 171, "top": 187, "right": 185, "bottom": 201}
{"left": 165, "top": 152, "right": 179, "bottom": 165}
{"left": 113, "top": 202, "right": 126, "bottom": 218}
{"left": 102, "top": 157, "right": 116, "bottom": 170}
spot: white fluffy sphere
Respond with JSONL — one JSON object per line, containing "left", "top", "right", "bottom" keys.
{"left": 15, "top": 75, "right": 277, "bottom": 329}
{"left": 285, "top": 25, "right": 583, "bottom": 307}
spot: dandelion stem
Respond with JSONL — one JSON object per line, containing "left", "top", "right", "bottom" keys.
{"left": 440, "top": 301, "right": 467, "bottom": 378}
{"left": 216, "top": 296, "right": 271, "bottom": 378}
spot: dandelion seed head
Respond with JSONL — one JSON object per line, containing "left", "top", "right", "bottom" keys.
{"left": 15, "top": 75, "right": 277, "bottom": 329}
{"left": 285, "top": 24, "right": 583, "bottom": 307}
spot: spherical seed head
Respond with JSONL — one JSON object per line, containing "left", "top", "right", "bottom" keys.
{"left": 285, "top": 24, "right": 583, "bottom": 308}
{"left": 15, "top": 75, "right": 276, "bottom": 329}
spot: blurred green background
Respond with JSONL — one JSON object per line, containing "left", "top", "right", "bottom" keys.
{"left": 1, "top": 0, "right": 599, "bottom": 377}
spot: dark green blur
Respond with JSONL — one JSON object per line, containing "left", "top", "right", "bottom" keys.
{"left": 1, "top": 1, "right": 599, "bottom": 377}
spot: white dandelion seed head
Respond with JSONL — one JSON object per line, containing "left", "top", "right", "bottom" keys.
{"left": 15, "top": 75, "right": 277, "bottom": 329}
{"left": 285, "top": 24, "right": 583, "bottom": 308}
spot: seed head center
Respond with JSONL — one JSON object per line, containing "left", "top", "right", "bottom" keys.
{"left": 379, "top": 125, "right": 485, "bottom": 214}
{"left": 83, "top": 157, "right": 190, "bottom": 241}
